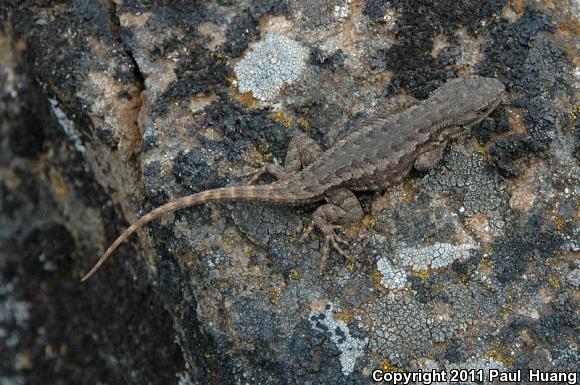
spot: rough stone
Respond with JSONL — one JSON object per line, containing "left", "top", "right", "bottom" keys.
{"left": 1, "top": 0, "right": 578, "bottom": 383}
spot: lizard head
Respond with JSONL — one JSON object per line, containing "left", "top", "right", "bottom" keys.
{"left": 431, "top": 76, "right": 505, "bottom": 141}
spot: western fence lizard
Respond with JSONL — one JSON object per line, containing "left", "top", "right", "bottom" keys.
{"left": 81, "top": 76, "right": 505, "bottom": 281}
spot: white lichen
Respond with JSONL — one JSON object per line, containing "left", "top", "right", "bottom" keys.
{"left": 309, "top": 303, "right": 367, "bottom": 375}
{"left": 365, "top": 292, "right": 435, "bottom": 363}
{"left": 49, "top": 98, "right": 86, "bottom": 153}
{"left": 566, "top": 266, "right": 580, "bottom": 287}
{"left": 376, "top": 257, "right": 407, "bottom": 289}
{"left": 234, "top": 34, "right": 307, "bottom": 101}
{"left": 333, "top": 0, "right": 351, "bottom": 19}
{"left": 396, "top": 242, "right": 474, "bottom": 271}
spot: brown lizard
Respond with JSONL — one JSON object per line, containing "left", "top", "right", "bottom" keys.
{"left": 81, "top": 76, "right": 505, "bottom": 282}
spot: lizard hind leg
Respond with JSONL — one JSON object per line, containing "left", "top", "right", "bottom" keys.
{"left": 284, "top": 133, "right": 323, "bottom": 172}
{"left": 245, "top": 133, "right": 323, "bottom": 184}
{"left": 303, "top": 187, "right": 363, "bottom": 269}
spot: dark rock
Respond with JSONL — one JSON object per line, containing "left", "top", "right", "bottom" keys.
{"left": 1, "top": 0, "right": 577, "bottom": 383}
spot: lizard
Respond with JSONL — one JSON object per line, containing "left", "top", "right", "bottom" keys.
{"left": 81, "top": 76, "right": 505, "bottom": 282}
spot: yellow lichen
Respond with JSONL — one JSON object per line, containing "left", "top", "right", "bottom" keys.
{"left": 285, "top": 233, "right": 298, "bottom": 244}
{"left": 272, "top": 111, "right": 294, "bottom": 128}
{"left": 548, "top": 274, "right": 560, "bottom": 289}
{"left": 209, "top": 275, "right": 233, "bottom": 287}
{"left": 298, "top": 117, "right": 311, "bottom": 129}
{"left": 371, "top": 269, "right": 383, "bottom": 285}
{"left": 484, "top": 344, "right": 517, "bottom": 367}
{"left": 402, "top": 180, "right": 416, "bottom": 203}
{"left": 267, "top": 287, "right": 281, "bottom": 304}
{"left": 288, "top": 270, "right": 301, "bottom": 281}
{"left": 347, "top": 260, "right": 356, "bottom": 271}
{"left": 499, "top": 299, "right": 513, "bottom": 318}
{"left": 362, "top": 214, "right": 376, "bottom": 231}
{"left": 211, "top": 51, "right": 226, "bottom": 63}
{"left": 301, "top": 224, "right": 314, "bottom": 238}
{"left": 334, "top": 310, "right": 356, "bottom": 324}
{"left": 255, "top": 142, "right": 274, "bottom": 162}
{"left": 471, "top": 138, "right": 490, "bottom": 157}
{"left": 479, "top": 256, "right": 494, "bottom": 275}
{"left": 457, "top": 273, "right": 471, "bottom": 285}
{"left": 482, "top": 243, "right": 494, "bottom": 255}
{"left": 222, "top": 236, "right": 236, "bottom": 246}
{"left": 432, "top": 280, "right": 444, "bottom": 294}
{"left": 49, "top": 171, "right": 68, "bottom": 200}
{"left": 554, "top": 215, "right": 565, "bottom": 234}
{"left": 233, "top": 91, "right": 259, "bottom": 109}
{"left": 382, "top": 359, "right": 405, "bottom": 372}
{"left": 411, "top": 270, "right": 430, "bottom": 279}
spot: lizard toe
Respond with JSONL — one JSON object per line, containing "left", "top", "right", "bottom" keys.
{"left": 328, "top": 235, "right": 350, "bottom": 259}
{"left": 318, "top": 225, "right": 352, "bottom": 270}
{"left": 241, "top": 161, "right": 288, "bottom": 185}
{"left": 240, "top": 167, "right": 266, "bottom": 185}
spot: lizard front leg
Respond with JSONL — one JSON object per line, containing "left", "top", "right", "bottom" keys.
{"left": 304, "top": 187, "right": 363, "bottom": 268}
{"left": 246, "top": 133, "right": 323, "bottom": 183}
{"left": 414, "top": 144, "right": 446, "bottom": 172}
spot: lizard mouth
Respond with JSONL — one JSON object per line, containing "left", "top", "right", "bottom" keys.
{"left": 463, "top": 96, "right": 503, "bottom": 127}
{"left": 484, "top": 96, "right": 502, "bottom": 115}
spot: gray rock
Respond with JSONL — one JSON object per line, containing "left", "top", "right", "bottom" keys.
{"left": 1, "top": 1, "right": 578, "bottom": 384}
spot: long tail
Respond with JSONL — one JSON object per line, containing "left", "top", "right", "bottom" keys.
{"left": 81, "top": 183, "right": 306, "bottom": 282}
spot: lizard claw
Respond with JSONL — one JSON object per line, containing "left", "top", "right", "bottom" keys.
{"left": 360, "top": 232, "right": 371, "bottom": 248}
{"left": 318, "top": 225, "right": 352, "bottom": 270}
{"left": 242, "top": 169, "right": 265, "bottom": 185}
{"left": 240, "top": 167, "right": 265, "bottom": 185}
{"left": 302, "top": 222, "right": 352, "bottom": 263}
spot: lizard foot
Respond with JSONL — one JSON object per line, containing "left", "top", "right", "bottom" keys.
{"left": 302, "top": 189, "right": 362, "bottom": 269}
{"left": 358, "top": 230, "right": 371, "bottom": 249}
{"left": 302, "top": 223, "right": 352, "bottom": 270}
{"left": 241, "top": 159, "right": 287, "bottom": 184}
{"left": 321, "top": 225, "right": 353, "bottom": 270}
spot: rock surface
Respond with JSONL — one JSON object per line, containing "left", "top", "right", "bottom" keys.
{"left": 1, "top": 1, "right": 578, "bottom": 384}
